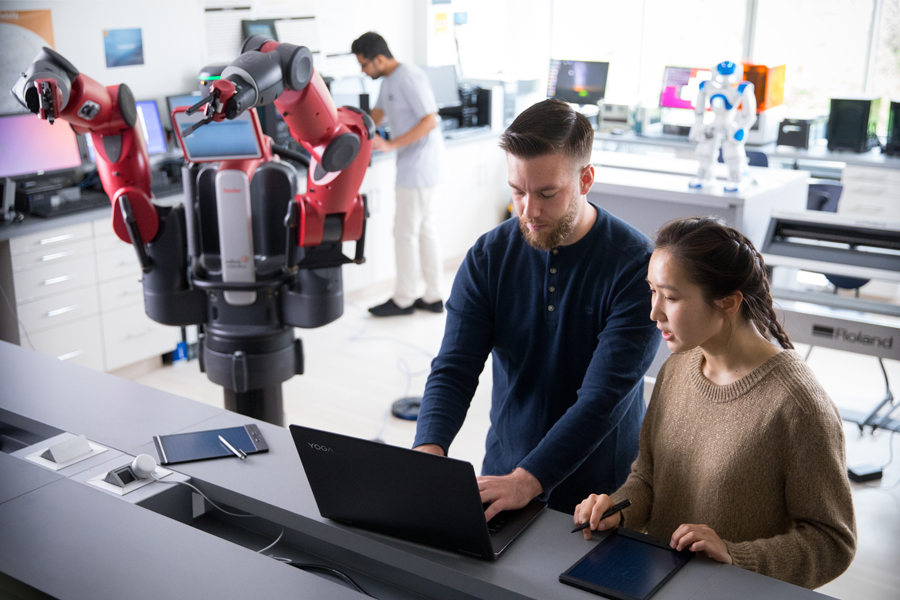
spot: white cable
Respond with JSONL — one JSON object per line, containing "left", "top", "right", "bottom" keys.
{"left": 151, "top": 476, "right": 255, "bottom": 518}
{"left": 257, "top": 528, "right": 284, "bottom": 554}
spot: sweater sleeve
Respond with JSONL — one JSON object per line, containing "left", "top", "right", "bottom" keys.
{"left": 518, "top": 253, "right": 661, "bottom": 494}
{"left": 724, "top": 382, "right": 857, "bottom": 589}
{"left": 413, "top": 244, "right": 493, "bottom": 454}
{"left": 608, "top": 360, "right": 668, "bottom": 530}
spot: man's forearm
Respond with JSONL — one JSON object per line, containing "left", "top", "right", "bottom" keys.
{"left": 388, "top": 113, "right": 437, "bottom": 149}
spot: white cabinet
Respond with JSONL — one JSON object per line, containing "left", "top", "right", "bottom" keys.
{"left": 10, "top": 218, "right": 178, "bottom": 372}
{"left": 839, "top": 165, "right": 900, "bottom": 221}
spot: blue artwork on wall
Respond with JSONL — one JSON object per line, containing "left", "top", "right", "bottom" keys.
{"left": 104, "top": 28, "right": 144, "bottom": 68}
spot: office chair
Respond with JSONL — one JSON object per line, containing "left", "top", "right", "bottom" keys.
{"left": 717, "top": 149, "right": 769, "bottom": 167}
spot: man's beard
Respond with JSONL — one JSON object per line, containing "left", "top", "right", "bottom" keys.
{"left": 518, "top": 195, "right": 580, "bottom": 251}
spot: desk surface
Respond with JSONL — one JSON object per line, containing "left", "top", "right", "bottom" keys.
{"left": 0, "top": 341, "right": 834, "bottom": 600}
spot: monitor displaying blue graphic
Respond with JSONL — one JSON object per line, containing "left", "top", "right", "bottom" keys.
{"left": 173, "top": 110, "right": 262, "bottom": 162}
{"left": 136, "top": 100, "right": 166, "bottom": 155}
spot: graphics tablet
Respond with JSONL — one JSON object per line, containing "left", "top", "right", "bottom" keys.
{"left": 560, "top": 528, "right": 693, "bottom": 600}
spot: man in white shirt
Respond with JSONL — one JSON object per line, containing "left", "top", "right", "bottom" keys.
{"left": 352, "top": 32, "right": 445, "bottom": 317}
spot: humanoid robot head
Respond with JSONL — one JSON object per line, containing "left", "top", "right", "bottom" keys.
{"left": 714, "top": 61, "right": 739, "bottom": 85}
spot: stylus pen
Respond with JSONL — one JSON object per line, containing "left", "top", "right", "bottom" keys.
{"left": 570, "top": 499, "right": 631, "bottom": 533}
{"left": 219, "top": 435, "right": 247, "bottom": 460}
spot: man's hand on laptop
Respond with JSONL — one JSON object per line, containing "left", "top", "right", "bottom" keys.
{"left": 478, "top": 468, "right": 543, "bottom": 522}
{"left": 413, "top": 444, "right": 445, "bottom": 456}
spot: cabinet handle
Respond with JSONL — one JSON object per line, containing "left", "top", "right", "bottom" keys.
{"left": 57, "top": 350, "right": 84, "bottom": 361}
{"left": 125, "top": 327, "right": 155, "bottom": 340}
{"left": 40, "top": 233, "right": 75, "bottom": 245}
{"left": 43, "top": 274, "right": 77, "bottom": 286}
{"left": 46, "top": 305, "right": 78, "bottom": 318}
{"left": 41, "top": 250, "right": 74, "bottom": 262}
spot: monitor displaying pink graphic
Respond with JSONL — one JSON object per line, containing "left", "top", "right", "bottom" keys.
{"left": 0, "top": 113, "right": 83, "bottom": 178}
{"left": 659, "top": 66, "right": 712, "bottom": 110}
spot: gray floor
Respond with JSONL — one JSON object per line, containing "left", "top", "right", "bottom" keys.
{"left": 121, "top": 271, "right": 900, "bottom": 600}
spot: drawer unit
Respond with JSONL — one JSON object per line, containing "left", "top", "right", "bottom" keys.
{"left": 24, "top": 316, "right": 104, "bottom": 370}
{"left": 839, "top": 165, "right": 900, "bottom": 221}
{"left": 99, "top": 275, "right": 144, "bottom": 312}
{"left": 9, "top": 222, "right": 93, "bottom": 257}
{"left": 12, "top": 254, "right": 98, "bottom": 304}
{"left": 10, "top": 239, "right": 95, "bottom": 273}
{"left": 93, "top": 229, "right": 126, "bottom": 253}
{"left": 96, "top": 244, "right": 140, "bottom": 282}
{"left": 17, "top": 286, "right": 100, "bottom": 333}
{"left": 101, "top": 303, "right": 178, "bottom": 371}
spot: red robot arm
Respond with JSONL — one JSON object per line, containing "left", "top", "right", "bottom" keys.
{"left": 193, "top": 37, "right": 374, "bottom": 250}
{"left": 11, "top": 47, "right": 159, "bottom": 245}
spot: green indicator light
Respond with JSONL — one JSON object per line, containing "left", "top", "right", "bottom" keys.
{"left": 579, "top": 90, "right": 588, "bottom": 97}
{"left": 198, "top": 75, "right": 222, "bottom": 80}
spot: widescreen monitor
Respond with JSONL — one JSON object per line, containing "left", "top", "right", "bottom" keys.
{"left": 0, "top": 113, "right": 83, "bottom": 178}
{"left": 659, "top": 66, "right": 712, "bottom": 110}
{"left": 422, "top": 65, "right": 461, "bottom": 108}
{"left": 547, "top": 60, "right": 608, "bottom": 105}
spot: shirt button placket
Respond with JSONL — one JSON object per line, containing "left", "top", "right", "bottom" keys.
{"left": 548, "top": 251, "right": 560, "bottom": 322}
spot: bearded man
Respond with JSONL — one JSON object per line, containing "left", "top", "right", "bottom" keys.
{"left": 413, "top": 99, "right": 661, "bottom": 518}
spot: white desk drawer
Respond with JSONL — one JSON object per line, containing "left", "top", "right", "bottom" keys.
{"left": 18, "top": 286, "right": 100, "bottom": 333}
{"left": 9, "top": 222, "right": 93, "bottom": 257}
{"left": 94, "top": 231, "right": 128, "bottom": 253}
{"left": 93, "top": 217, "right": 116, "bottom": 239}
{"left": 102, "top": 304, "right": 178, "bottom": 371}
{"left": 24, "top": 316, "right": 104, "bottom": 371}
{"left": 11, "top": 239, "right": 95, "bottom": 273}
{"left": 96, "top": 245, "right": 140, "bottom": 282}
{"left": 99, "top": 276, "right": 144, "bottom": 311}
{"left": 12, "top": 254, "right": 98, "bottom": 304}
{"left": 842, "top": 165, "right": 900, "bottom": 186}
{"left": 838, "top": 190, "right": 900, "bottom": 221}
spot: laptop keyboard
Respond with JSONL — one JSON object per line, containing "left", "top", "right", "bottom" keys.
{"left": 483, "top": 504, "right": 512, "bottom": 536}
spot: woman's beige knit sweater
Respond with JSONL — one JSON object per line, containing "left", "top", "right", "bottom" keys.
{"left": 609, "top": 348, "right": 856, "bottom": 589}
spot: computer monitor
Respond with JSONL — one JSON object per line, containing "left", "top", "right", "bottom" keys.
{"left": 547, "top": 60, "right": 609, "bottom": 105}
{"left": 172, "top": 108, "right": 263, "bottom": 162}
{"left": 0, "top": 113, "right": 84, "bottom": 178}
{"left": 241, "top": 19, "right": 278, "bottom": 41}
{"left": 166, "top": 92, "right": 204, "bottom": 115}
{"left": 658, "top": 66, "right": 712, "bottom": 110}
{"left": 422, "top": 65, "right": 461, "bottom": 108}
{"left": 136, "top": 100, "right": 167, "bottom": 155}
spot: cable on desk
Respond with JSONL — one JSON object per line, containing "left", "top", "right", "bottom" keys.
{"left": 287, "top": 562, "right": 372, "bottom": 597}
{"left": 151, "top": 476, "right": 256, "bottom": 518}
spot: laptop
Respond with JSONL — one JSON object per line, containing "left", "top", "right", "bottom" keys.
{"left": 289, "top": 425, "right": 546, "bottom": 560}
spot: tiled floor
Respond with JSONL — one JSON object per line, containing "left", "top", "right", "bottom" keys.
{"left": 124, "top": 270, "right": 900, "bottom": 600}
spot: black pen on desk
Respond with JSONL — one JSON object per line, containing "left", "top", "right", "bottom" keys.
{"left": 571, "top": 499, "right": 631, "bottom": 533}
{"left": 219, "top": 435, "right": 247, "bottom": 460}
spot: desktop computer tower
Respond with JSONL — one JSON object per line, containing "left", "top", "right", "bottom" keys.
{"left": 826, "top": 95, "right": 881, "bottom": 152}
{"left": 885, "top": 100, "right": 900, "bottom": 156}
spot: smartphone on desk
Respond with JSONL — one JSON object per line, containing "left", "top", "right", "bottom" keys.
{"left": 153, "top": 424, "right": 268, "bottom": 465}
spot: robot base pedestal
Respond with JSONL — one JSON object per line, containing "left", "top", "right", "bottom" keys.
{"left": 224, "top": 387, "right": 284, "bottom": 426}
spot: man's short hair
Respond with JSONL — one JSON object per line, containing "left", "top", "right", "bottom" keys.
{"left": 351, "top": 32, "right": 394, "bottom": 60}
{"left": 499, "top": 99, "right": 594, "bottom": 168}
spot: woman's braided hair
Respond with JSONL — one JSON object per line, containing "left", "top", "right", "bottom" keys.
{"left": 654, "top": 217, "right": 793, "bottom": 349}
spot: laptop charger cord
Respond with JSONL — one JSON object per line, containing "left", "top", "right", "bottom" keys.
{"left": 151, "top": 475, "right": 372, "bottom": 596}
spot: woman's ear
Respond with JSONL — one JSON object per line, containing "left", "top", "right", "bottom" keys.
{"left": 716, "top": 291, "right": 744, "bottom": 318}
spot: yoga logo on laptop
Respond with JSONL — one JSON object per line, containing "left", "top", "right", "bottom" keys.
{"left": 308, "top": 442, "right": 334, "bottom": 453}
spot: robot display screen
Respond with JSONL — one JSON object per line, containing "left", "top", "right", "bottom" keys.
{"left": 167, "top": 92, "right": 203, "bottom": 114}
{"left": 422, "top": 65, "right": 461, "bottom": 108}
{"left": 547, "top": 60, "right": 609, "bottom": 105}
{"left": 0, "top": 113, "right": 83, "bottom": 178}
{"left": 659, "top": 66, "right": 712, "bottom": 110}
{"left": 173, "top": 109, "right": 262, "bottom": 162}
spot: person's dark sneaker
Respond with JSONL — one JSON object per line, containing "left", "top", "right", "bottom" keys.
{"left": 413, "top": 298, "right": 444, "bottom": 313}
{"left": 368, "top": 299, "right": 414, "bottom": 317}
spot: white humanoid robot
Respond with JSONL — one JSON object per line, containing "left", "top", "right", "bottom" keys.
{"left": 688, "top": 61, "right": 757, "bottom": 192}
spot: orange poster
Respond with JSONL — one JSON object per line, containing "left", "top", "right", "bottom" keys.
{"left": 0, "top": 9, "right": 54, "bottom": 47}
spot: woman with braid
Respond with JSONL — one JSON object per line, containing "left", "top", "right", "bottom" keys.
{"left": 574, "top": 217, "right": 856, "bottom": 589}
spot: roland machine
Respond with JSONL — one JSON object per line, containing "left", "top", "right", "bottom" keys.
{"left": 760, "top": 210, "right": 900, "bottom": 433}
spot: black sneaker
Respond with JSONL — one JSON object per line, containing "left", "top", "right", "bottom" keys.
{"left": 368, "top": 299, "right": 414, "bottom": 317}
{"left": 413, "top": 298, "right": 444, "bottom": 313}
